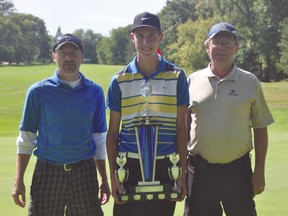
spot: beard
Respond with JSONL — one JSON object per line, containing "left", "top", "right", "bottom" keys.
{"left": 62, "top": 61, "right": 77, "bottom": 72}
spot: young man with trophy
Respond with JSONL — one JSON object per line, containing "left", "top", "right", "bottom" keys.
{"left": 106, "top": 12, "right": 189, "bottom": 216}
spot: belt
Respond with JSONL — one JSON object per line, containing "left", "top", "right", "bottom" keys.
{"left": 37, "top": 158, "right": 93, "bottom": 171}
{"left": 189, "top": 153, "right": 250, "bottom": 170}
{"left": 206, "top": 154, "right": 250, "bottom": 169}
{"left": 119, "top": 152, "right": 173, "bottom": 160}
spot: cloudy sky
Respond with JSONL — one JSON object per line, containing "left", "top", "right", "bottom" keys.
{"left": 12, "top": 0, "right": 167, "bottom": 36}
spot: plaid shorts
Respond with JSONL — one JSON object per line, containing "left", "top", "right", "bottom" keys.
{"left": 28, "top": 158, "right": 103, "bottom": 216}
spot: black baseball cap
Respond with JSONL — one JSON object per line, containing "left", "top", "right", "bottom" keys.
{"left": 53, "top": 33, "right": 84, "bottom": 52}
{"left": 208, "top": 22, "right": 238, "bottom": 39}
{"left": 131, "top": 12, "right": 161, "bottom": 32}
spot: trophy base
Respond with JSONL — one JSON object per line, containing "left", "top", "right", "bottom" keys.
{"left": 118, "top": 184, "right": 182, "bottom": 202}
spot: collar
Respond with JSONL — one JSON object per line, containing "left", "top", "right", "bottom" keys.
{"left": 204, "top": 63, "right": 239, "bottom": 82}
{"left": 128, "top": 54, "right": 165, "bottom": 78}
{"left": 51, "top": 70, "right": 88, "bottom": 89}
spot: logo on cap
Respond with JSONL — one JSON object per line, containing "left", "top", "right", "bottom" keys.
{"left": 141, "top": 17, "right": 151, "bottom": 21}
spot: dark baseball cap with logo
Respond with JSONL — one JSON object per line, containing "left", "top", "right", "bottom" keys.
{"left": 131, "top": 12, "right": 161, "bottom": 32}
{"left": 208, "top": 22, "right": 238, "bottom": 39}
{"left": 53, "top": 33, "right": 84, "bottom": 52}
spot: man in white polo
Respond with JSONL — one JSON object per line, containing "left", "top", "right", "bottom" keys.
{"left": 185, "top": 22, "right": 274, "bottom": 216}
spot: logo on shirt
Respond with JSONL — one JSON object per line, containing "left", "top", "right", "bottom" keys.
{"left": 228, "top": 89, "right": 237, "bottom": 96}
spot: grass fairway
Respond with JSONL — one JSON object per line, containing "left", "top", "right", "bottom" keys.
{"left": 0, "top": 64, "right": 287, "bottom": 216}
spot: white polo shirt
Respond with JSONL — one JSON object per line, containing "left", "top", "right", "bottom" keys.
{"left": 187, "top": 64, "right": 274, "bottom": 163}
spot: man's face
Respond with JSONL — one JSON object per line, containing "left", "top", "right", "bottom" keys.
{"left": 207, "top": 32, "right": 239, "bottom": 65}
{"left": 131, "top": 27, "right": 163, "bottom": 57}
{"left": 52, "top": 43, "right": 83, "bottom": 74}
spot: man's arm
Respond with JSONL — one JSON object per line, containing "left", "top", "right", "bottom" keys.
{"left": 12, "top": 131, "right": 36, "bottom": 207}
{"left": 106, "top": 110, "right": 125, "bottom": 204}
{"left": 175, "top": 104, "right": 188, "bottom": 200}
{"left": 93, "top": 132, "right": 111, "bottom": 204}
{"left": 95, "top": 159, "right": 111, "bottom": 205}
{"left": 12, "top": 154, "right": 31, "bottom": 207}
{"left": 252, "top": 127, "right": 268, "bottom": 197}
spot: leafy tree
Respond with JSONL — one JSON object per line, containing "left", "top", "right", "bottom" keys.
{"left": 0, "top": 0, "right": 14, "bottom": 16}
{"left": 83, "top": 31, "right": 103, "bottom": 64}
{"left": 164, "top": 0, "right": 288, "bottom": 81}
{"left": 0, "top": 16, "right": 21, "bottom": 63}
{"left": 73, "top": 29, "right": 103, "bottom": 63}
{"left": 109, "top": 26, "right": 131, "bottom": 65}
{"left": 9, "top": 13, "right": 51, "bottom": 63}
{"left": 278, "top": 18, "right": 288, "bottom": 77}
{"left": 158, "top": 0, "right": 198, "bottom": 60}
{"left": 38, "top": 29, "right": 52, "bottom": 62}
{"left": 97, "top": 36, "right": 111, "bottom": 64}
{"left": 97, "top": 26, "right": 132, "bottom": 65}
{"left": 251, "top": 0, "right": 288, "bottom": 81}
{"left": 168, "top": 16, "right": 223, "bottom": 73}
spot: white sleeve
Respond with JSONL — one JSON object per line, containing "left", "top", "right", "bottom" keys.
{"left": 93, "top": 132, "right": 107, "bottom": 160}
{"left": 16, "top": 131, "right": 37, "bottom": 155}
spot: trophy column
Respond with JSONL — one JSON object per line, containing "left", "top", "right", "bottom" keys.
{"left": 115, "top": 80, "right": 182, "bottom": 202}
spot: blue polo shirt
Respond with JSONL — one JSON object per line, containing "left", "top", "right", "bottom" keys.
{"left": 19, "top": 71, "right": 107, "bottom": 164}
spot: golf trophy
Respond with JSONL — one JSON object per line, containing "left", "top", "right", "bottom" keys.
{"left": 115, "top": 156, "right": 129, "bottom": 184}
{"left": 115, "top": 81, "right": 182, "bottom": 202}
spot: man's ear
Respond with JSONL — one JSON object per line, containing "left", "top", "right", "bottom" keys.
{"left": 205, "top": 44, "right": 210, "bottom": 55}
{"left": 51, "top": 53, "right": 57, "bottom": 63}
{"left": 159, "top": 32, "right": 164, "bottom": 41}
{"left": 130, "top": 32, "right": 135, "bottom": 42}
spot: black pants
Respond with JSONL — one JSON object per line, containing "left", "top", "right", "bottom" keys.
{"left": 184, "top": 154, "right": 257, "bottom": 216}
{"left": 113, "top": 157, "right": 176, "bottom": 216}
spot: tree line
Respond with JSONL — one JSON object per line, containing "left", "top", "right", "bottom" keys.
{"left": 1, "top": 0, "right": 288, "bottom": 81}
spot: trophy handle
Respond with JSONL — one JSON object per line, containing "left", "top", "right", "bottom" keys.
{"left": 125, "top": 170, "right": 129, "bottom": 181}
{"left": 168, "top": 167, "right": 172, "bottom": 179}
{"left": 178, "top": 166, "right": 182, "bottom": 179}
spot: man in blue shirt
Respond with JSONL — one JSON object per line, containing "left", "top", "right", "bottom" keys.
{"left": 106, "top": 12, "right": 189, "bottom": 216}
{"left": 12, "top": 34, "right": 110, "bottom": 215}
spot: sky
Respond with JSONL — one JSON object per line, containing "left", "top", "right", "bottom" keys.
{"left": 12, "top": 0, "right": 167, "bottom": 36}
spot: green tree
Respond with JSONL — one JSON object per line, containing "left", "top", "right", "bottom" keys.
{"left": 73, "top": 29, "right": 103, "bottom": 63}
{"left": 0, "top": 16, "right": 21, "bottom": 63}
{"left": 278, "top": 18, "right": 288, "bottom": 77}
{"left": 158, "top": 0, "right": 198, "bottom": 60}
{"left": 97, "top": 36, "right": 111, "bottom": 64}
{"left": 109, "top": 26, "right": 131, "bottom": 65}
{"left": 251, "top": 0, "right": 288, "bottom": 81}
{"left": 164, "top": 0, "right": 288, "bottom": 81}
{"left": 9, "top": 13, "right": 51, "bottom": 63}
{"left": 0, "top": 0, "right": 14, "bottom": 16}
{"left": 168, "top": 16, "right": 223, "bottom": 73}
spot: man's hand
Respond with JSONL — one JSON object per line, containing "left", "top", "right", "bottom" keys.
{"left": 111, "top": 178, "right": 127, "bottom": 204}
{"left": 12, "top": 178, "right": 26, "bottom": 208}
{"left": 173, "top": 172, "right": 187, "bottom": 201}
{"left": 252, "top": 169, "right": 265, "bottom": 197}
{"left": 99, "top": 178, "right": 111, "bottom": 205}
